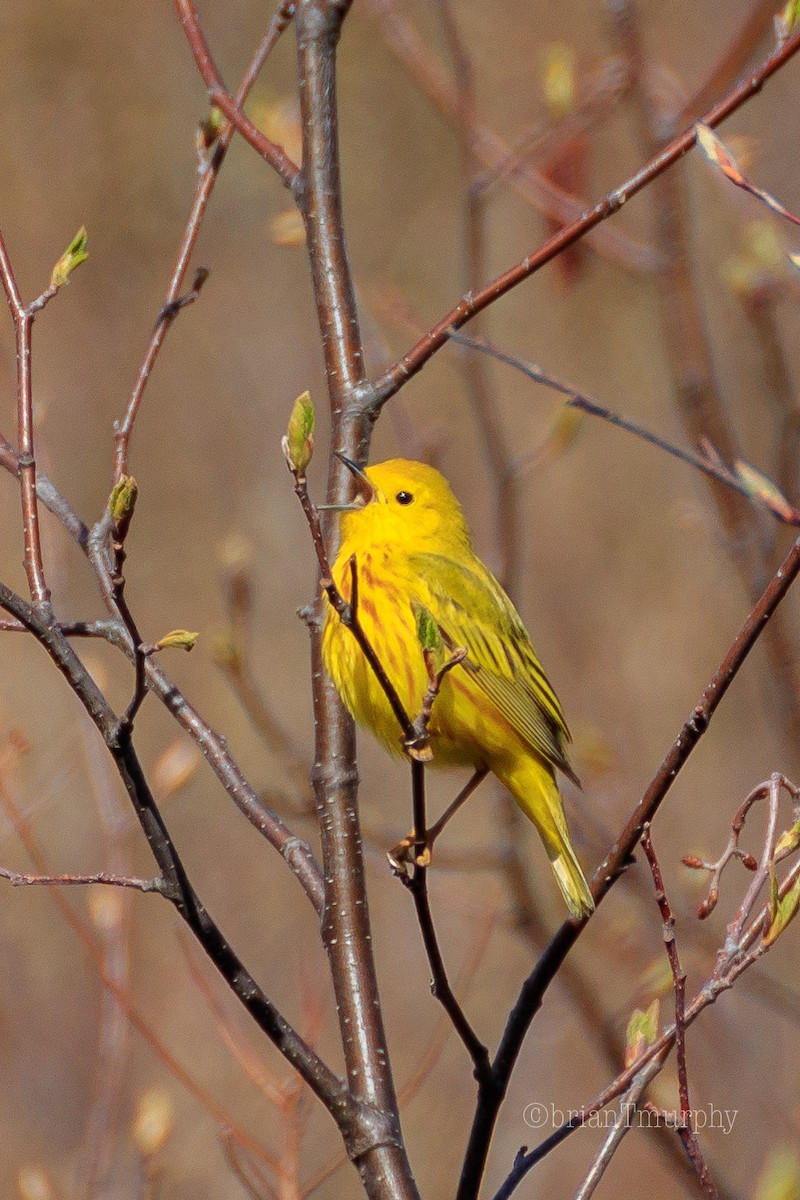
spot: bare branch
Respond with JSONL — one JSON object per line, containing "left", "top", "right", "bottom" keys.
{"left": 641, "top": 826, "right": 719, "bottom": 1198}
{"left": 0, "top": 229, "right": 51, "bottom": 606}
{"left": 116, "top": 3, "right": 296, "bottom": 481}
{"left": 175, "top": 0, "right": 299, "bottom": 188}
{"left": 572, "top": 1058, "right": 665, "bottom": 1200}
{"left": 369, "top": 25, "right": 800, "bottom": 411}
{"left": 448, "top": 331, "right": 800, "bottom": 526}
{"left": 0, "top": 867, "right": 169, "bottom": 894}
{"left": 292, "top": 2, "right": 416, "bottom": 1192}
{"left": 0, "top": 581, "right": 349, "bottom": 1129}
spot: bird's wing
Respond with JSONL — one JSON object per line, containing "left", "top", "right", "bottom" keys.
{"left": 408, "top": 551, "right": 578, "bottom": 783}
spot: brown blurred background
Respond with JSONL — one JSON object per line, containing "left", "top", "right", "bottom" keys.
{"left": 2, "top": 0, "right": 800, "bottom": 1196}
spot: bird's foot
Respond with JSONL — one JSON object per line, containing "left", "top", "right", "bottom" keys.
{"left": 388, "top": 832, "right": 432, "bottom": 879}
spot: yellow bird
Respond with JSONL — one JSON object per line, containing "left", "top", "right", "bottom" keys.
{"left": 321, "top": 457, "right": 593, "bottom": 918}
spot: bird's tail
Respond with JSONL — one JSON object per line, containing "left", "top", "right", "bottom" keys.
{"left": 503, "top": 759, "right": 594, "bottom": 918}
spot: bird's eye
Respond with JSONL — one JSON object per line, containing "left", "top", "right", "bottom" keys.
{"left": 395, "top": 491, "right": 414, "bottom": 505}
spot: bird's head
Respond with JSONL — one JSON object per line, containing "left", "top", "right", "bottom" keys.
{"left": 326, "top": 457, "right": 472, "bottom": 550}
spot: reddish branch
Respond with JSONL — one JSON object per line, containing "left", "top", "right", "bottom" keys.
{"left": 117, "top": 3, "right": 295, "bottom": 482}
{"left": 641, "top": 826, "right": 719, "bottom": 1199}
{"left": 0, "top": 230, "right": 53, "bottom": 606}
{"left": 611, "top": 0, "right": 800, "bottom": 743}
{"left": 175, "top": 0, "right": 299, "bottom": 188}
{"left": 369, "top": 23, "right": 800, "bottom": 411}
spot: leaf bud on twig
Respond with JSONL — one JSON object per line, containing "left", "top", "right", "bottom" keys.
{"left": 154, "top": 629, "right": 199, "bottom": 652}
{"left": 764, "top": 873, "right": 800, "bottom": 946}
{"left": 413, "top": 603, "right": 442, "bottom": 655}
{"left": 108, "top": 474, "right": 138, "bottom": 543}
{"left": 50, "top": 226, "right": 88, "bottom": 289}
{"left": 282, "top": 390, "right": 315, "bottom": 475}
{"left": 624, "top": 998, "right": 660, "bottom": 1068}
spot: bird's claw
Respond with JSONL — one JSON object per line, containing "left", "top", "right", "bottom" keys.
{"left": 388, "top": 833, "right": 432, "bottom": 878}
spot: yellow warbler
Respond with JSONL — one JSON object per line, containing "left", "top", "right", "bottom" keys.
{"left": 322, "top": 458, "right": 593, "bottom": 917}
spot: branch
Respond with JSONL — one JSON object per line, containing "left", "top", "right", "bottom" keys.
{"left": 610, "top": 0, "right": 800, "bottom": 743}
{"left": 0, "top": 867, "right": 169, "bottom": 894}
{"left": 0, "top": 754, "right": 283, "bottom": 1172}
{"left": 457, "top": 524, "right": 800, "bottom": 1200}
{"left": 641, "top": 826, "right": 718, "bottom": 1199}
{"left": 0, "top": 617, "right": 118, "bottom": 637}
{"left": 572, "top": 1058, "right": 664, "bottom": 1200}
{"left": 0, "top": 582, "right": 353, "bottom": 1135}
{"left": 292, "top": 2, "right": 416, "bottom": 1194}
{"left": 175, "top": 0, "right": 299, "bottom": 188}
{"left": 447, "top": 331, "right": 800, "bottom": 526}
{"left": 492, "top": 849, "right": 800, "bottom": 1198}
{"left": 0, "top": 431, "right": 325, "bottom": 912}
{"left": 116, "top": 2, "right": 295, "bottom": 481}
{"left": 369, "top": 24, "right": 800, "bottom": 410}
{"left": 0, "top": 229, "right": 52, "bottom": 605}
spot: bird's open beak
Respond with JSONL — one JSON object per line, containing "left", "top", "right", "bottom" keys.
{"left": 316, "top": 452, "right": 376, "bottom": 511}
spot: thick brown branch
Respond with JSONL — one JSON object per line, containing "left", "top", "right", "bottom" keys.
{"left": 294, "top": 1, "right": 416, "bottom": 1194}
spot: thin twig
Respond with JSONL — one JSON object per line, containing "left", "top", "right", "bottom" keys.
{"left": 641, "top": 826, "right": 719, "bottom": 1198}
{"left": 175, "top": 0, "right": 299, "bottom": 188}
{"left": 611, "top": 0, "right": 800, "bottom": 743}
{"left": 369, "top": 24, "right": 800, "bottom": 411}
{"left": 492, "top": 851, "right": 800, "bottom": 1198}
{"left": 683, "top": 774, "right": 799, "bottom": 920}
{"left": 572, "top": 1058, "right": 665, "bottom": 1200}
{"left": 0, "top": 617, "right": 119, "bottom": 637}
{"left": 405, "top": 644, "right": 468, "bottom": 765}
{"left": 448, "top": 331, "right": 800, "bottom": 525}
{"left": 0, "top": 426, "right": 325, "bottom": 911}
{"left": 0, "top": 867, "right": 168, "bottom": 893}
{"left": 402, "top": 765, "right": 492, "bottom": 1085}
{"left": 116, "top": 2, "right": 295, "bottom": 482}
{"left": 0, "top": 229, "right": 52, "bottom": 606}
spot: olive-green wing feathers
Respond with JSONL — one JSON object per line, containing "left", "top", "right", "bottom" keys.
{"left": 408, "top": 552, "right": 579, "bottom": 785}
